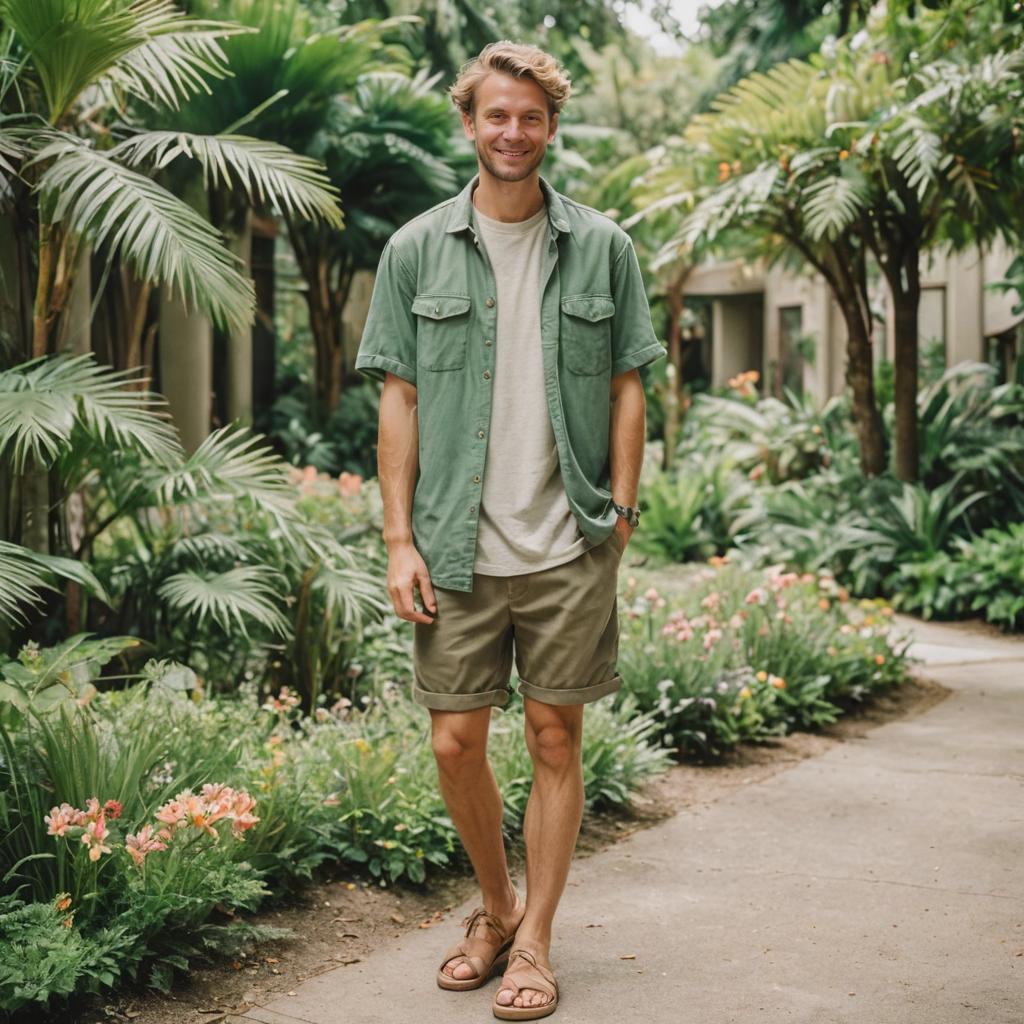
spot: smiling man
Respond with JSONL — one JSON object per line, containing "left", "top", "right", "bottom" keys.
{"left": 355, "top": 42, "right": 665, "bottom": 1021}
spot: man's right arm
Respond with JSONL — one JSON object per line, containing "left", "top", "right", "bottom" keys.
{"left": 378, "top": 372, "right": 436, "bottom": 624}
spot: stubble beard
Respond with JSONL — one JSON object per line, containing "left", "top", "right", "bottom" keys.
{"left": 475, "top": 138, "right": 547, "bottom": 183}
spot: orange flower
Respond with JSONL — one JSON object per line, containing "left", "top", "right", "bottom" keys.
{"left": 717, "top": 161, "right": 731, "bottom": 182}
{"left": 874, "top": 654, "right": 886, "bottom": 666}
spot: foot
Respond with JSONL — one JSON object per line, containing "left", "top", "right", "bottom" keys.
{"left": 494, "top": 946, "right": 557, "bottom": 1011}
{"left": 440, "top": 885, "right": 524, "bottom": 982}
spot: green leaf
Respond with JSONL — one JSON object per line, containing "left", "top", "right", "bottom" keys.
{"left": 34, "top": 140, "right": 255, "bottom": 333}
{"left": 111, "top": 131, "right": 342, "bottom": 227}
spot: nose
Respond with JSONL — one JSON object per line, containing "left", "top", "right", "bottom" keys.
{"left": 502, "top": 119, "right": 527, "bottom": 140}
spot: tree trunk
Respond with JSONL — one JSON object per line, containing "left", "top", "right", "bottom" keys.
{"left": 57, "top": 242, "right": 92, "bottom": 355}
{"left": 158, "top": 181, "right": 213, "bottom": 452}
{"left": 825, "top": 248, "right": 886, "bottom": 476}
{"left": 224, "top": 205, "right": 253, "bottom": 424}
{"left": 889, "top": 252, "right": 921, "bottom": 482}
{"left": 662, "top": 265, "right": 690, "bottom": 471}
{"left": 287, "top": 220, "right": 353, "bottom": 412}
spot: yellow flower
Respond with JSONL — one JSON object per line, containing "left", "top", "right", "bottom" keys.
{"left": 739, "top": 686, "right": 752, "bottom": 699}
{"left": 755, "top": 670, "right": 768, "bottom": 683}
{"left": 354, "top": 738, "right": 371, "bottom": 755}
{"left": 345, "top": 882, "right": 356, "bottom": 890}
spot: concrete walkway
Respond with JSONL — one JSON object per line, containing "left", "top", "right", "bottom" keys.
{"left": 236, "top": 617, "right": 1023, "bottom": 1024}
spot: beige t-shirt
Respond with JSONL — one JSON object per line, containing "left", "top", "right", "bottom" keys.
{"left": 472, "top": 201, "right": 592, "bottom": 576}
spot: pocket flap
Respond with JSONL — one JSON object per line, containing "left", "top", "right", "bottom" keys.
{"left": 412, "top": 295, "right": 472, "bottom": 319}
{"left": 561, "top": 294, "right": 615, "bottom": 322}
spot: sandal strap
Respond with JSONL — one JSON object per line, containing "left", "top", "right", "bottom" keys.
{"left": 499, "top": 949, "right": 558, "bottom": 999}
{"left": 439, "top": 905, "right": 517, "bottom": 976}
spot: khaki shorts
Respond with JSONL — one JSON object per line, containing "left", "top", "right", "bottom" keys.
{"left": 412, "top": 529, "right": 625, "bottom": 711}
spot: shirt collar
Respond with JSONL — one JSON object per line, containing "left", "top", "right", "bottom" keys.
{"left": 445, "top": 174, "right": 572, "bottom": 239}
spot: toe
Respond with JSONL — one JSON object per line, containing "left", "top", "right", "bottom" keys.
{"left": 496, "top": 987, "right": 516, "bottom": 1006}
{"left": 452, "top": 960, "right": 475, "bottom": 980}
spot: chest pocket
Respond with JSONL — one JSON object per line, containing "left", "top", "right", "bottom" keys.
{"left": 560, "top": 294, "right": 614, "bottom": 375}
{"left": 412, "top": 294, "right": 471, "bottom": 371}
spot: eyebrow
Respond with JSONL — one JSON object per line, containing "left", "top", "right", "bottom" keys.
{"left": 481, "top": 106, "right": 545, "bottom": 116}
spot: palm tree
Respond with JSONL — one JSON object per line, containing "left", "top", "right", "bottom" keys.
{"left": 0, "top": 0, "right": 343, "bottom": 548}
{"left": 0, "top": 352, "right": 387, "bottom": 706}
{"left": 161, "top": 0, "right": 456, "bottom": 411}
{"left": 293, "top": 68, "right": 458, "bottom": 409}
{"left": 3, "top": 0, "right": 336, "bottom": 358}
{"left": 634, "top": 14, "right": 1024, "bottom": 481}
{"left": 635, "top": 55, "right": 889, "bottom": 476}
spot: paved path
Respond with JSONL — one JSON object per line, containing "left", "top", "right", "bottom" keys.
{"left": 236, "top": 617, "right": 1023, "bottom": 1024}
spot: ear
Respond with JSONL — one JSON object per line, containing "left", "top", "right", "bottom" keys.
{"left": 548, "top": 111, "right": 559, "bottom": 143}
{"left": 461, "top": 109, "right": 476, "bottom": 141}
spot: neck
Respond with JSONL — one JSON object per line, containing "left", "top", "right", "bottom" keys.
{"left": 472, "top": 172, "right": 545, "bottom": 223}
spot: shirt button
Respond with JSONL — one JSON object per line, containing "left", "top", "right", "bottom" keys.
{"left": 473, "top": 474, "right": 481, "bottom": 483}
{"left": 483, "top": 370, "right": 491, "bottom": 380}
{"left": 470, "top": 505, "right": 476, "bottom": 513}
{"left": 477, "top": 430, "right": 485, "bottom": 439}
{"left": 484, "top": 339, "right": 493, "bottom": 347}
{"left": 485, "top": 297, "right": 495, "bottom": 308}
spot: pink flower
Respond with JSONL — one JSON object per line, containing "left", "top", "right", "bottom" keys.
{"left": 744, "top": 588, "right": 767, "bottom": 606}
{"left": 703, "top": 628, "right": 722, "bottom": 651}
{"left": 155, "top": 798, "right": 188, "bottom": 830}
{"left": 125, "top": 824, "right": 168, "bottom": 868}
{"left": 103, "top": 800, "right": 123, "bottom": 820}
{"left": 45, "top": 804, "right": 76, "bottom": 837}
{"left": 338, "top": 472, "right": 363, "bottom": 496}
{"left": 230, "top": 790, "right": 260, "bottom": 838}
{"left": 81, "top": 816, "right": 112, "bottom": 862}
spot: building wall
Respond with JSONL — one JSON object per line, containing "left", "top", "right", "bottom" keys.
{"left": 689, "top": 241, "right": 1019, "bottom": 406}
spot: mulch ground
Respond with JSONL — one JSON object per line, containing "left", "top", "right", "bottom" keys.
{"left": 60, "top": 672, "right": 949, "bottom": 1024}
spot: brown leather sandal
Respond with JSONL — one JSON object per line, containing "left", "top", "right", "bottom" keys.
{"left": 492, "top": 948, "right": 559, "bottom": 1020}
{"left": 436, "top": 897, "right": 524, "bottom": 991}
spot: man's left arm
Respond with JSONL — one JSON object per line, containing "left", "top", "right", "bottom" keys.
{"left": 608, "top": 237, "right": 667, "bottom": 545}
{"left": 609, "top": 370, "right": 646, "bottom": 545}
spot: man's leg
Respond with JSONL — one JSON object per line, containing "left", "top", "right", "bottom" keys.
{"left": 430, "top": 705, "right": 522, "bottom": 980}
{"left": 495, "top": 696, "right": 584, "bottom": 1010}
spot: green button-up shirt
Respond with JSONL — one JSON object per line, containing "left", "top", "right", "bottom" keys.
{"left": 354, "top": 175, "right": 666, "bottom": 593}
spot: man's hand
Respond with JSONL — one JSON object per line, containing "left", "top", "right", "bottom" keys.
{"left": 387, "top": 540, "right": 438, "bottom": 624}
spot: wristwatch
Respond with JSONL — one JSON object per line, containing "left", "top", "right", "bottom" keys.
{"left": 612, "top": 501, "right": 641, "bottom": 528}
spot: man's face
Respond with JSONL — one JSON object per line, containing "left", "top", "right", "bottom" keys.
{"left": 461, "top": 72, "right": 558, "bottom": 184}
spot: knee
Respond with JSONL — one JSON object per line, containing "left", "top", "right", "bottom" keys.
{"left": 528, "top": 722, "right": 580, "bottom": 772}
{"left": 431, "top": 730, "right": 486, "bottom": 775}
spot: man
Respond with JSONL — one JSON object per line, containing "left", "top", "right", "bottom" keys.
{"left": 354, "top": 41, "right": 664, "bottom": 1021}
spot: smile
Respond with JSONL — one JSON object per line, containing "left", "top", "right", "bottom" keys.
{"left": 497, "top": 150, "right": 529, "bottom": 158}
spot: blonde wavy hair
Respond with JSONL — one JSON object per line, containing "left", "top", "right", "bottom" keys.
{"left": 449, "top": 41, "right": 572, "bottom": 118}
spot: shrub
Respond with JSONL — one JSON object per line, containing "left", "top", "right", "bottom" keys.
{"left": 616, "top": 562, "right": 912, "bottom": 761}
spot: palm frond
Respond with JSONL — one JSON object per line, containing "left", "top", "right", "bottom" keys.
{"left": 802, "top": 172, "right": 867, "bottom": 241}
{"left": 312, "top": 564, "right": 390, "bottom": 629}
{"left": 890, "top": 114, "right": 947, "bottom": 201}
{"left": 106, "top": 12, "right": 252, "bottom": 110}
{"left": 151, "top": 424, "right": 294, "bottom": 517}
{"left": 0, "top": 541, "right": 109, "bottom": 626}
{"left": 0, "top": 354, "right": 181, "bottom": 473}
{"left": 3, "top": 0, "right": 242, "bottom": 123}
{"left": 157, "top": 565, "right": 290, "bottom": 638}
{"left": 110, "top": 131, "right": 342, "bottom": 226}
{"left": 35, "top": 139, "right": 254, "bottom": 333}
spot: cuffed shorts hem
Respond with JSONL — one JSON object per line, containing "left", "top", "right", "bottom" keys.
{"left": 517, "top": 672, "right": 622, "bottom": 706}
{"left": 412, "top": 682, "right": 511, "bottom": 712}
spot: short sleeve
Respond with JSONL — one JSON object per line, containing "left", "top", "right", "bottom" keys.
{"left": 610, "top": 238, "right": 666, "bottom": 377}
{"left": 354, "top": 240, "right": 417, "bottom": 386}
